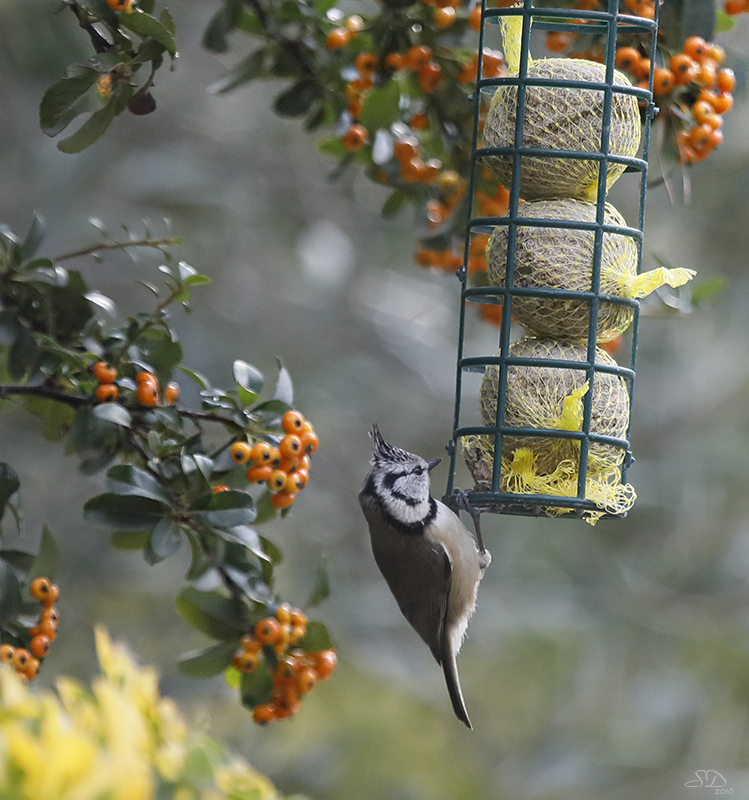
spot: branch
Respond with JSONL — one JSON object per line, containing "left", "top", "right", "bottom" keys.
{"left": 52, "top": 237, "right": 182, "bottom": 263}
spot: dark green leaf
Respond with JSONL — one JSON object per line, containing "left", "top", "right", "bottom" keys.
{"left": 357, "top": 80, "right": 401, "bottom": 131}
{"left": 297, "top": 620, "right": 334, "bottom": 652}
{"left": 274, "top": 80, "right": 321, "bottom": 118}
{"left": 0, "top": 464, "right": 20, "bottom": 522}
{"left": 93, "top": 402, "right": 132, "bottom": 428}
{"left": 78, "top": 0, "right": 119, "bottom": 29}
{"left": 178, "top": 366, "right": 211, "bottom": 390}
{"left": 20, "top": 214, "right": 45, "bottom": 262}
{"left": 253, "top": 492, "right": 277, "bottom": 525}
{"left": 106, "top": 464, "right": 171, "bottom": 504}
{"left": 240, "top": 666, "right": 274, "bottom": 709}
{"left": 0, "top": 560, "right": 22, "bottom": 625}
{"left": 233, "top": 360, "right": 263, "bottom": 406}
{"left": 84, "top": 493, "right": 169, "bottom": 529}
{"left": 202, "top": 0, "right": 243, "bottom": 52}
{"left": 178, "top": 640, "right": 237, "bottom": 677}
{"left": 119, "top": 9, "right": 177, "bottom": 56}
{"left": 110, "top": 530, "right": 151, "bottom": 550}
{"left": 208, "top": 49, "right": 267, "bottom": 94}
{"left": 193, "top": 490, "right": 257, "bottom": 529}
{"left": 39, "top": 70, "right": 102, "bottom": 136}
{"left": 174, "top": 587, "right": 246, "bottom": 639}
{"left": 306, "top": 556, "right": 330, "bottom": 608}
{"left": 258, "top": 535, "right": 282, "bottom": 565}
{"left": 382, "top": 189, "right": 407, "bottom": 219}
{"left": 25, "top": 526, "right": 58, "bottom": 588}
{"left": 57, "top": 101, "right": 118, "bottom": 154}
{"left": 145, "top": 518, "right": 182, "bottom": 564}
{"left": 8, "top": 329, "right": 39, "bottom": 381}
{"left": 184, "top": 528, "right": 214, "bottom": 582}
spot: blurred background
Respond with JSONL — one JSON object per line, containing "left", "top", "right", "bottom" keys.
{"left": 1, "top": 2, "right": 749, "bottom": 798}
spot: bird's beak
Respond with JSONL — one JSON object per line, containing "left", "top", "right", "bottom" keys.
{"left": 426, "top": 458, "right": 441, "bottom": 472}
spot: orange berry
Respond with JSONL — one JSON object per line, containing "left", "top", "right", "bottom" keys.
{"left": 404, "top": 45, "right": 432, "bottom": 71}
{"left": 669, "top": 53, "right": 697, "bottom": 85}
{"left": 344, "top": 14, "right": 363, "bottom": 31}
{"left": 275, "top": 603, "right": 292, "bottom": 625}
{"left": 341, "top": 124, "right": 369, "bottom": 152}
{"left": 410, "top": 111, "right": 429, "bottom": 130}
{"left": 135, "top": 371, "right": 158, "bottom": 386}
{"left": 30, "top": 577, "right": 52, "bottom": 602}
{"left": 163, "top": 381, "right": 180, "bottom": 405}
{"left": 683, "top": 36, "right": 708, "bottom": 62}
{"left": 299, "top": 431, "right": 319, "bottom": 455}
{"left": 268, "top": 469, "right": 288, "bottom": 493}
{"left": 652, "top": 67, "right": 675, "bottom": 96}
{"left": 255, "top": 617, "right": 282, "bottom": 645}
{"left": 95, "top": 383, "right": 118, "bottom": 403}
{"left": 717, "top": 67, "right": 736, "bottom": 94}
{"left": 401, "top": 157, "right": 427, "bottom": 182}
{"left": 711, "top": 91, "right": 733, "bottom": 114}
{"left": 270, "top": 492, "right": 295, "bottom": 510}
{"left": 468, "top": 5, "right": 482, "bottom": 30}
{"left": 11, "top": 648, "right": 30, "bottom": 671}
{"left": 22, "top": 658, "right": 40, "bottom": 681}
{"left": 393, "top": 136, "right": 419, "bottom": 163}
{"left": 40, "top": 584, "right": 59, "bottom": 608}
{"left": 297, "top": 666, "right": 318, "bottom": 695}
{"left": 232, "top": 650, "right": 259, "bottom": 674}
{"left": 689, "top": 123, "right": 713, "bottom": 149}
{"left": 725, "top": 0, "right": 745, "bottom": 13}
{"left": 212, "top": 485, "right": 230, "bottom": 493}
{"left": 614, "top": 46, "right": 640, "bottom": 73}
{"left": 418, "top": 61, "right": 444, "bottom": 93}
{"left": 695, "top": 59, "right": 718, "bottom": 88}
{"left": 283, "top": 472, "right": 302, "bottom": 495}
{"left": 40, "top": 607, "right": 60, "bottom": 628}
{"left": 545, "top": 31, "right": 572, "bottom": 53}
{"left": 0, "top": 644, "right": 15, "bottom": 664}
{"left": 281, "top": 410, "right": 305, "bottom": 434}
{"left": 691, "top": 99, "right": 714, "bottom": 125}
{"left": 279, "top": 434, "right": 302, "bottom": 461}
{"left": 706, "top": 43, "right": 726, "bottom": 64}
{"left": 384, "top": 52, "right": 404, "bottom": 72}
{"left": 433, "top": 6, "right": 456, "bottom": 28}
{"left": 275, "top": 655, "right": 301, "bottom": 683}
{"left": 634, "top": 57, "right": 651, "bottom": 80}
{"left": 93, "top": 361, "right": 117, "bottom": 383}
{"left": 248, "top": 442, "right": 271, "bottom": 465}
{"left": 252, "top": 703, "right": 276, "bottom": 725}
{"left": 355, "top": 52, "right": 377, "bottom": 74}
{"left": 273, "top": 692, "right": 301, "bottom": 719}
{"left": 414, "top": 248, "right": 435, "bottom": 267}
{"left": 313, "top": 649, "right": 337, "bottom": 680}
{"left": 229, "top": 441, "right": 252, "bottom": 464}
{"left": 482, "top": 50, "right": 504, "bottom": 78}
{"left": 106, "top": 0, "right": 133, "bottom": 10}
{"left": 29, "top": 635, "right": 50, "bottom": 659}
{"left": 136, "top": 382, "right": 159, "bottom": 407}
{"left": 289, "top": 608, "right": 307, "bottom": 627}
{"left": 325, "top": 27, "right": 351, "bottom": 50}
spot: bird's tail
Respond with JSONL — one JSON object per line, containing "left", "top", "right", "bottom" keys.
{"left": 442, "top": 650, "right": 472, "bottom": 729}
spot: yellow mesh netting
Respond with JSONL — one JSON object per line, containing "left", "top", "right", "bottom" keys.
{"left": 485, "top": 198, "right": 696, "bottom": 341}
{"left": 467, "top": 336, "right": 635, "bottom": 523}
{"left": 482, "top": 14, "right": 641, "bottom": 201}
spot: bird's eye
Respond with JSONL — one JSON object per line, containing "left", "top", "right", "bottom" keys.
{"left": 413, "top": 466, "right": 423, "bottom": 476}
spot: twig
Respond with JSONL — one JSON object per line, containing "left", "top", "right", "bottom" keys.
{"left": 53, "top": 237, "right": 181, "bottom": 263}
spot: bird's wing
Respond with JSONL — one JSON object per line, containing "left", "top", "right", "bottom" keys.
{"left": 372, "top": 534, "right": 452, "bottom": 664}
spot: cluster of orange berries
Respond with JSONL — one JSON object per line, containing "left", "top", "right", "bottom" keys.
{"left": 457, "top": 49, "right": 505, "bottom": 84}
{"left": 0, "top": 578, "right": 60, "bottom": 682}
{"left": 231, "top": 604, "right": 337, "bottom": 724}
{"left": 723, "top": 0, "right": 749, "bottom": 15}
{"left": 615, "top": 35, "right": 734, "bottom": 164}
{"left": 228, "top": 410, "right": 318, "bottom": 511}
{"left": 92, "top": 361, "right": 180, "bottom": 407}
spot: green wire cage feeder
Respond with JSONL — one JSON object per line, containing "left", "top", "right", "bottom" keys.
{"left": 443, "top": 0, "right": 692, "bottom": 524}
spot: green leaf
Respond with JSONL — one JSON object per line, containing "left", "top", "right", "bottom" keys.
{"left": 306, "top": 556, "right": 330, "bottom": 608}
{"left": 690, "top": 277, "right": 726, "bottom": 304}
{"left": 20, "top": 214, "right": 45, "bottom": 262}
{"left": 208, "top": 49, "right": 267, "bottom": 94}
{"left": 358, "top": 80, "right": 402, "bottom": 131}
{"left": 174, "top": 587, "right": 246, "bottom": 639}
{"left": 84, "top": 493, "right": 169, "bottom": 529}
{"left": 26, "top": 526, "right": 59, "bottom": 588}
{"left": 178, "top": 640, "right": 238, "bottom": 677}
{"left": 9, "top": 329, "right": 40, "bottom": 381}
{"left": 183, "top": 274, "right": 211, "bottom": 287}
{"left": 0, "top": 463, "right": 20, "bottom": 522}
{"left": 144, "top": 518, "right": 182, "bottom": 564}
{"left": 274, "top": 80, "right": 321, "bottom": 118}
{"left": 93, "top": 402, "right": 132, "bottom": 428}
{"left": 106, "top": 464, "right": 172, "bottom": 504}
{"left": 240, "top": 666, "right": 274, "bottom": 709}
{"left": 715, "top": 9, "right": 735, "bottom": 31}
{"left": 178, "top": 366, "right": 211, "bottom": 390}
{"left": 317, "top": 135, "right": 347, "bottom": 158}
{"left": 78, "top": 0, "right": 119, "bottom": 30}
{"left": 202, "top": 0, "right": 243, "bottom": 52}
{"left": 0, "top": 559, "right": 22, "bottom": 626}
{"left": 39, "top": 70, "right": 102, "bottom": 136}
{"left": 110, "top": 531, "right": 151, "bottom": 550}
{"left": 273, "top": 359, "right": 294, "bottom": 406}
{"left": 297, "top": 620, "right": 334, "bottom": 652}
{"left": 233, "top": 360, "right": 263, "bottom": 406}
{"left": 57, "top": 101, "right": 118, "bottom": 154}
{"left": 193, "top": 491, "right": 257, "bottom": 529}
{"left": 120, "top": 9, "right": 177, "bottom": 56}
{"left": 382, "top": 189, "right": 408, "bottom": 219}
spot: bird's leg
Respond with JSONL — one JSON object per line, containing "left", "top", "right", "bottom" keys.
{"left": 454, "top": 490, "right": 487, "bottom": 556}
